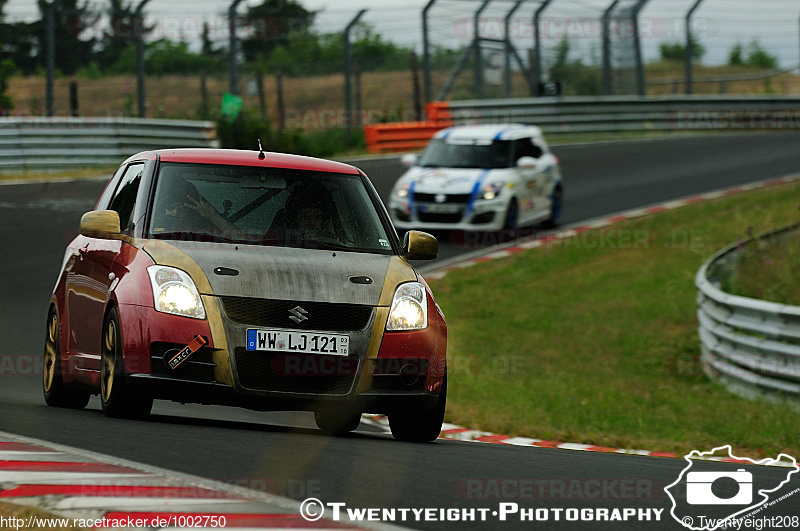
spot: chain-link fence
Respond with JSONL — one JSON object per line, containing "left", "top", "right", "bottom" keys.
{"left": 2, "top": 0, "right": 800, "bottom": 127}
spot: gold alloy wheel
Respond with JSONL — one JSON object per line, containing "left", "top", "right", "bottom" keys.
{"left": 43, "top": 313, "right": 58, "bottom": 392}
{"left": 101, "top": 318, "right": 116, "bottom": 403}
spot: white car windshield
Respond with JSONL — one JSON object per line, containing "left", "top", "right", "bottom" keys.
{"left": 148, "top": 163, "right": 394, "bottom": 254}
{"left": 418, "top": 138, "right": 513, "bottom": 169}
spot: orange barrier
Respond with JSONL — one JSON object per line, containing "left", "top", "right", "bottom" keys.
{"left": 363, "top": 102, "right": 452, "bottom": 153}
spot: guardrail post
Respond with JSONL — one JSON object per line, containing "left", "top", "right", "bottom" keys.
{"left": 422, "top": 0, "right": 437, "bottom": 104}
{"left": 685, "top": 0, "right": 705, "bottom": 95}
{"left": 345, "top": 9, "right": 367, "bottom": 139}
{"left": 602, "top": 0, "right": 621, "bottom": 95}
{"left": 135, "top": 0, "right": 151, "bottom": 118}
{"left": 533, "top": 0, "right": 554, "bottom": 95}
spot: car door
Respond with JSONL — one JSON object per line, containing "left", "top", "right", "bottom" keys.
{"left": 511, "top": 137, "right": 544, "bottom": 218}
{"left": 67, "top": 163, "right": 143, "bottom": 373}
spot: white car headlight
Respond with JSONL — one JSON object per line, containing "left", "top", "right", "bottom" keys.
{"left": 394, "top": 182, "right": 411, "bottom": 198}
{"left": 386, "top": 282, "right": 428, "bottom": 331}
{"left": 479, "top": 182, "right": 505, "bottom": 200}
{"left": 147, "top": 265, "right": 206, "bottom": 319}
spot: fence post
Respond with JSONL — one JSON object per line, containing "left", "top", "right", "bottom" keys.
{"left": 345, "top": 9, "right": 367, "bottom": 139}
{"left": 504, "top": 0, "right": 526, "bottom": 98}
{"left": 45, "top": 0, "right": 59, "bottom": 117}
{"left": 422, "top": 0, "right": 438, "bottom": 104}
{"left": 632, "top": 0, "right": 651, "bottom": 96}
{"left": 412, "top": 51, "right": 422, "bottom": 121}
{"left": 685, "top": 0, "right": 705, "bottom": 95}
{"left": 228, "top": 0, "right": 244, "bottom": 96}
{"left": 602, "top": 0, "right": 622, "bottom": 95}
{"left": 533, "top": 0, "right": 554, "bottom": 95}
{"left": 276, "top": 72, "right": 285, "bottom": 130}
{"left": 135, "top": 0, "right": 151, "bottom": 118}
{"left": 473, "top": 0, "right": 492, "bottom": 99}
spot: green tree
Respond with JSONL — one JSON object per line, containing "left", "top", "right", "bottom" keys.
{"left": 745, "top": 39, "right": 778, "bottom": 69}
{"left": 95, "top": 0, "right": 151, "bottom": 72}
{"left": 33, "top": 0, "right": 97, "bottom": 75}
{"left": 109, "top": 39, "right": 216, "bottom": 75}
{"left": 727, "top": 39, "right": 778, "bottom": 69}
{"left": 0, "top": 58, "right": 15, "bottom": 111}
{"left": 659, "top": 36, "right": 704, "bottom": 62}
{"left": 240, "top": 0, "right": 316, "bottom": 64}
{"left": 728, "top": 43, "right": 744, "bottom": 66}
{"left": 0, "top": 1, "right": 38, "bottom": 74}
{"left": 547, "top": 38, "right": 600, "bottom": 96}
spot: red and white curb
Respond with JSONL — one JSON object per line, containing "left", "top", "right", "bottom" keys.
{"left": 362, "top": 416, "right": 797, "bottom": 468}
{"left": 420, "top": 173, "right": 800, "bottom": 280}
{"left": 0, "top": 431, "right": 392, "bottom": 530}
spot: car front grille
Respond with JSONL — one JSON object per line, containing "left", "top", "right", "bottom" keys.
{"left": 220, "top": 297, "right": 373, "bottom": 331}
{"left": 413, "top": 193, "right": 472, "bottom": 204}
{"left": 417, "top": 211, "right": 465, "bottom": 223}
{"left": 234, "top": 348, "right": 358, "bottom": 395}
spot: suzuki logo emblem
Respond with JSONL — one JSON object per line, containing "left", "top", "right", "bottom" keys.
{"left": 288, "top": 306, "right": 309, "bottom": 324}
{"left": 435, "top": 193, "right": 447, "bottom": 203}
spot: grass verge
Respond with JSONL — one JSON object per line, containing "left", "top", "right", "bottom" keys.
{"left": 0, "top": 501, "right": 88, "bottom": 530}
{"left": 429, "top": 180, "right": 800, "bottom": 458}
{"left": 725, "top": 227, "right": 800, "bottom": 306}
{"left": 0, "top": 166, "right": 116, "bottom": 183}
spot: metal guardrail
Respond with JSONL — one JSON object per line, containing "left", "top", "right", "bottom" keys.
{"left": 696, "top": 224, "right": 800, "bottom": 409}
{"left": 0, "top": 117, "right": 218, "bottom": 172}
{"left": 445, "top": 96, "right": 800, "bottom": 136}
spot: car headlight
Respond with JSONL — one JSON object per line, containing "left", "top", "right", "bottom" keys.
{"left": 386, "top": 282, "right": 428, "bottom": 331}
{"left": 146, "top": 265, "right": 206, "bottom": 319}
{"left": 479, "top": 182, "right": 505, "bottom": 200}
{"left": 394, "top": 182, "right": 411, "bottom": 198}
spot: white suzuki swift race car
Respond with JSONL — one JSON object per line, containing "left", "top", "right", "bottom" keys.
{"left": 389, "top": 124, "right": 563, "bottom": 232}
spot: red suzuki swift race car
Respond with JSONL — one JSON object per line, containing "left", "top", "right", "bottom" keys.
{"left": 43, "top": 148, "right": 447, "bottom": 442}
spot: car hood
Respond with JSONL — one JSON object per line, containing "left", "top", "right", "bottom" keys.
{"left": 143, "top": 240, "right": 411, "bottom": 306}
{"left": 400, "top": 167, "right": 514, "bottom": 195}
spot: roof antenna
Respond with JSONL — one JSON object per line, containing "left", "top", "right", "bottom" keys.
{"left": 257, "top": 138, "right": 265, "bottom": 159}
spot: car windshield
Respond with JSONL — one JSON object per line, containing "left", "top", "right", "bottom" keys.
{"left": 148, "top": 163, "right": 394, "bottom": 254}
{"left": 417, "top": 138, "right": 512, "bottom": 169}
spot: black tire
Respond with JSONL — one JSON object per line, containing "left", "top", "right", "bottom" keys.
{"left": 100, "top": 307, "right": 153, "bottom": 419}
{"left": 314, "top": 406, "right": 362, "bottom": 436}
{"left": 542, "top": 186, "right": 563, "bottom": 229}
{"left": 389, "top": 374, "right": 447, "bottom": 443}
{"left": 42, "top": 307, "right": 90, "bottom": 409}
{"left": 503, "top": 198, "right": 519, "bottom": 230}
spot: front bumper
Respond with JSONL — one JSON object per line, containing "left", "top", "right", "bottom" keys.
{"left": 126, "top": 297, "right": 444, "bottom": 414}
{"left": 389, "top": 194, "right": 510, "bottom": 232}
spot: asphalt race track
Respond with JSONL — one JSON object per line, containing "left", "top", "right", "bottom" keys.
{"left": 1, "top": 133, "right": 799, "bottom": 530}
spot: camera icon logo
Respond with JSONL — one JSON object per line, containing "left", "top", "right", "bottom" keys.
{"left": 686, "top": 469, "right": 752, "bottom": 505}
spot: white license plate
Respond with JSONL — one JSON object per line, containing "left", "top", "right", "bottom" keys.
{"left": 246, "top": 329, "right": 349, "bottom": 356}
{"left": 420, "top": 203, "right": 461, "bottom": 214}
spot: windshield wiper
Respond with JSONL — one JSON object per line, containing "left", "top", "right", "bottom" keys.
{"left": 294, "top": 238, "right": 353, "bottom": 252}
{"left": 152, "top": 231, "right": 237, "bottom": 244}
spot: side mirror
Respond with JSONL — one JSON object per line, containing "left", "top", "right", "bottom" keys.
{"left": 401, "top": 153, "right": 418, "bottom": 167}
{"left": 517, "top": 156, "right": 537, "bottom": 170}
{"left": 80, "top": 210, "right": 121, "bottom": 239}
{"left": 403, "top": 230, "right": 438, "bottom": 260}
